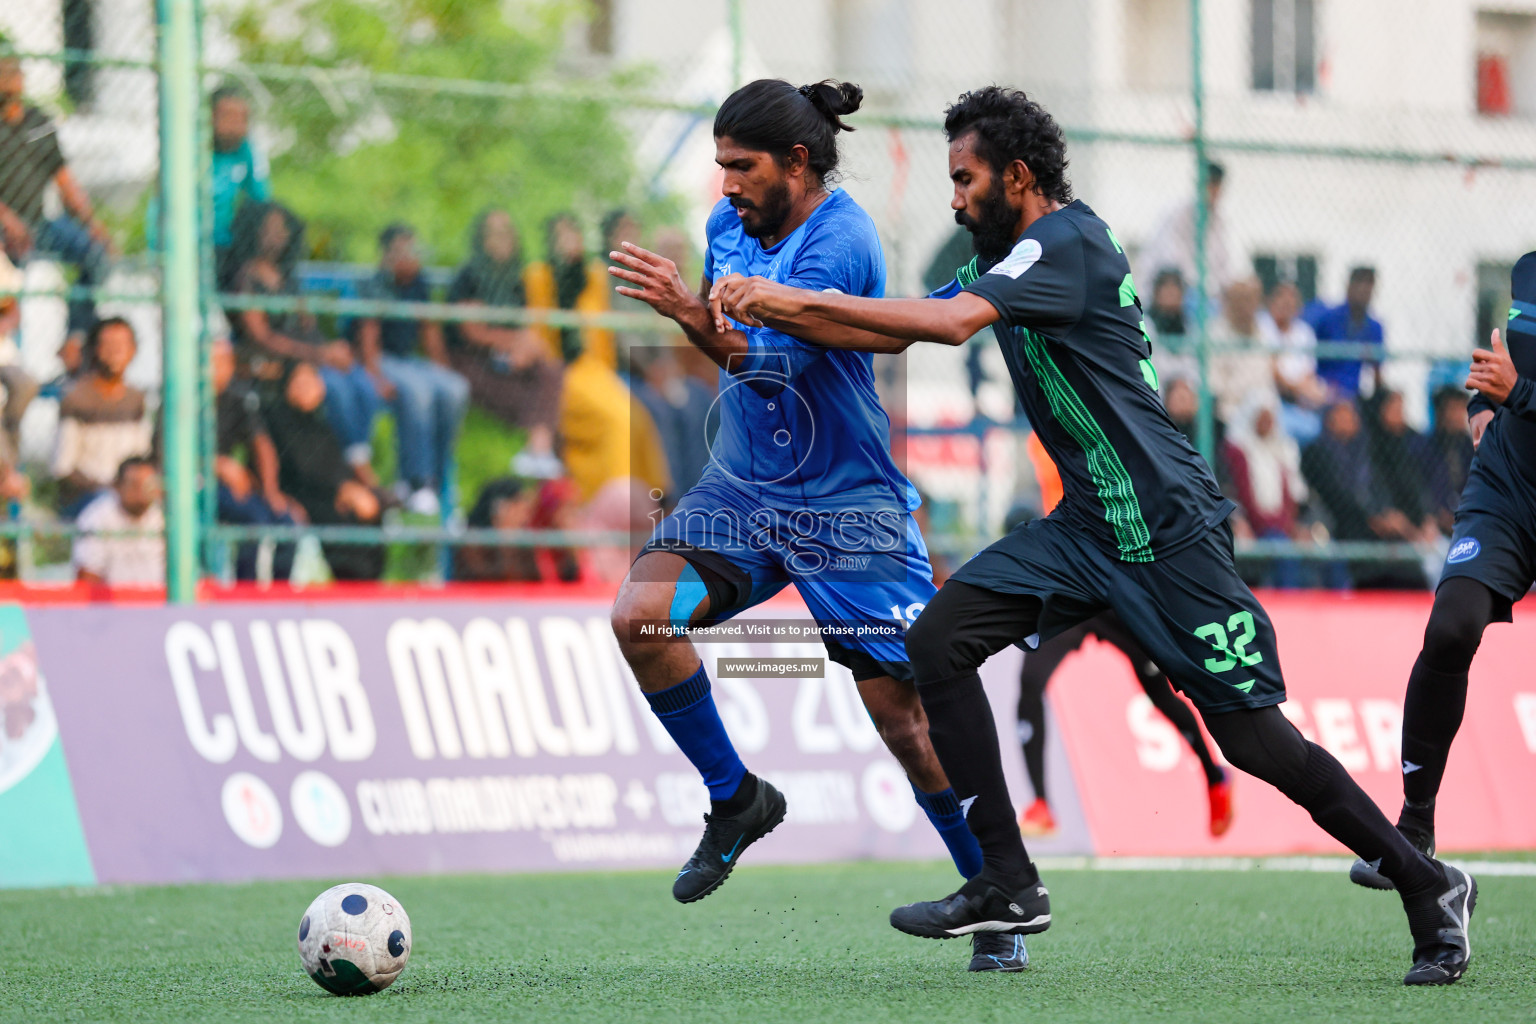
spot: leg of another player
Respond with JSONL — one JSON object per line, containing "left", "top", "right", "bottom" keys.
{"left": 1095, "top": 613, "right": 1232, "bottom": 836}
{"left": 887, "top": 580, "right": 1054, "bottom": 940}
{"left": 1016, "top": 632, "right": 1074, "bottom": 836}
{"left": 1201, "top": 705, "right": 1474, "bottom": 984}
{"left": 858, "top": 674, "right": 984, "bottom": 880}
{"left": 611, "top": 552, "right": 785, "bottom": 902}
{"left": 1398, "top": 577, "right": 1495, "bottom": 844}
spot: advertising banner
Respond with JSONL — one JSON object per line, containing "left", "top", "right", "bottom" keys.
{"left": 25, "top": 601, "right": 1088, "bottom": 886}
{"left": 1050, "top": 591, "right": 1536, "bottom": 856}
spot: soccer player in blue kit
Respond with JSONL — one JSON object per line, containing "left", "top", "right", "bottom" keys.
{"left": 607, "top": 78, "right": 1024, "bottom": 972}
{"left": 713, "top": 86, "right": 1477, "bottom": 987}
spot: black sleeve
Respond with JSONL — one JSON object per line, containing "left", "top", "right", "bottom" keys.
{"left": 962, "top": 224, "right": 1086, "bottom": 335}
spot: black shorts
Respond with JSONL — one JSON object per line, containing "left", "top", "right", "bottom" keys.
{"left": 950, "top": 516, "right": 1285, "bottom": 712}
{"left": 1439, "top": 489, "right": 1536, "bottom": 623}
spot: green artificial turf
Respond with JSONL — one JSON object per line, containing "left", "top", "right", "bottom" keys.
{"left": 1, "top": 861, "right": 1532, "bottom": 1024}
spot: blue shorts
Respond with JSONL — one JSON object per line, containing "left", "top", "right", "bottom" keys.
{"left": 638, "top": 480, "right": 936, "bottom": 681}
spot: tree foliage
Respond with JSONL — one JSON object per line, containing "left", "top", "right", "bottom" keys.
{"left": 225, "top": 0, "right": 660, "bottom": 263}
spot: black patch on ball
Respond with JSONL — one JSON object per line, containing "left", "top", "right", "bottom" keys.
{"left": 341, "top": 893, "right": 368, "bottom": 915}
{"left": 299, "top": 915, "right": 310, "bottom": 941}
{"left": 388, "top": 929, "right": 406, "bottom": 957}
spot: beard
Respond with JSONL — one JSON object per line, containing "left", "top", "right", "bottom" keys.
{"left": 733, "top": 180, "right": 792, "bottom": 240}
{"left": 955, "top": 179, "right": 1019, "bottom": 266}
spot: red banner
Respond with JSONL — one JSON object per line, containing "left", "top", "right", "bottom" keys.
{"left": 1049, "top": 592, "right": 1536, "bottom": 856}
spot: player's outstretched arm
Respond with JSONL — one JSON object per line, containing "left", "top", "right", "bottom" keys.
{"left": 710, "top": 274, "right": 998, "bottom": 349}
{"left": 608, "top": 242, "right": 751, "bottom": 369}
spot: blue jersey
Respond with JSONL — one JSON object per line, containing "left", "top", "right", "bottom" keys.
{"left": 703, "top": 190, "right": 916, "bottom": 513}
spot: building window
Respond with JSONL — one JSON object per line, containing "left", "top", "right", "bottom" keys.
{"left": 1476, "top": 11, "right": 1536, "bottom": 117}
{"left": 1253, "top": 253, "right": 1318, "bottom": 305}
{"left": 1251, "top": 0, "right": 1316, "bottom": 94}
{"left": 1477, "top": 261, "right": 1515, "bottom": 351}
{"left": 62, "top": 0, "right": 96, "bottom": 109}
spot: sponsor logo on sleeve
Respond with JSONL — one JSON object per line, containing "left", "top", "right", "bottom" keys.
{"left": 1447, "top": 538, "right": 1481, "bottom": 564}
{"left": 987, "top": 238, "right": 1043, "bottom": 279}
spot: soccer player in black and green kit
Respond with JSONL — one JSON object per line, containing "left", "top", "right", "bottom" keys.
{"left": 1348, "top": 253, "right": 1536, "bottom": 907}
{"left": 710, "top": 86, "right": 1476, "bottom": 986}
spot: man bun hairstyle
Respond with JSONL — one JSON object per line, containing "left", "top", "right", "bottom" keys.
{"left": 943, "top": 86, "right": 1073, "bottom": 206}
{"left": 714, "top": 78, "right": 863, "bottom": 186}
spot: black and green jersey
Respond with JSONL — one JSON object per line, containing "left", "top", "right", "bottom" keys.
{"left": 961, "top": 200, "right": 1232, "bottom": 562}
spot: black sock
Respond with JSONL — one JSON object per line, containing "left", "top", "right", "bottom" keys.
{"left": 1140, "top": 671, "right": 1225, "bottom": 787}
{"left": 712, "top": 772, "right": 758, "bottom": 818}
{"left": 1399, "top": 655, "right": 1469, "bottom": 821}
{"left": 1294, "top": 744, "right": 1439, "bottom": 895}
{"left": 919, "top": 670, "right": 1038, "bottom": 886}
{"left": 1017, "top": 691, "right": 1048, "bottom": 800}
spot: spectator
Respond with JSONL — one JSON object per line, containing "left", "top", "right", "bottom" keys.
{"left": 0, "top": 49, "right": 112, "bottom": 341}
{"left": 1147, "top": 268, "right": 1187, "bottom": 336}
{"left": 226, "top": 201, "right": 381, "bottom": 482}
{"left": 1427, "top": 386, "right": 1473, "bottom": 533}
{"left": 1207, "top": 276, "right": 1278, "bottom": 423}
{"left": 0, "top": 249, "right": 36, "bottom": 464}
{"left": 560, "top": 337, "right": 671, "bottom": 506}
{"left": 73, "top": 456, "right": 164, "bottom": 588}
{"left": 1306, "top": 266, "right": 1384, "bottom": 400}
{"left": 630, "top": 346, "right": 714, "bottom": 503}
{"left": 52, "top": 317, "right": 153, "bottom": 516}
{"left": 210, "top": 85, "right": 271, "bottom": 273}
{"left": 445, "top": 209, "right": 563, "bottom": 479}
{"left": 1368, "top": 390, "right": 1441, "bottom": 543}
{"left": 1259, "top": 279, "right": 1327, "bottom": 443}
{"left": 527, "top": 212, "right": 615, "bottom": 368}
{"left": 453, "top": 476, "right": 581, "bottom": 583}
{"left": 602, "top": 209, "right": 644, "bottom": 366}
{"left": 1301, "top": 400, "right": 1420, "bottom": 543}
{"left": 355, "top": 223, "right": 469, "bottom": 516}
{"left": 1137, "top": 161, "right": 1235, "bottom": 307}
{"left": 212, "top": 336, "right": 298, "bottom": 581}
{"left": 263, "top": 362, "right": 384, "bottom": 581}
{"left": 1222, "top": 392, "right": 1308, "bottom": 587}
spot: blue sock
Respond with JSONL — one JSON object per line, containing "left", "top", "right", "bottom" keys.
{"left": 644, "top": 663, "right": 747, "bottom": 801}
{"left": 913, "top": 784, "right": 985, "bottom": 880}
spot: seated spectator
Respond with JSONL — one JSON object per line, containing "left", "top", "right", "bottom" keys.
{"left": 527, "top": 212, "right": 615, "bottom": 369}
{"left": 1427, "top": 386, "right": 1473, "bottom": 533}
{"left": 445, "top": 209, "right": 563, "bottom": 479}
{"left": 1146, "top": 268, "right": 1195, "bottom": 382}
{"left": 1222, "top": 393, "right": 1308, "bottom": 588}
{"left": 225, "top": 200, "right": 380, "bottom": 482}
{"left": 212, "top": 336, "right": 298, "bottom": 581}
{"left": 73, "top": 456, "right": 164, "bottom": 588}
{"left": 209, "top": 85, "right": 270, "bottom": 276}
{"left": 1301, "top": 400, "right": 1420, "bottom": 543}
{"left": 52, "top": 317, "right": 153, "bottom": 517}
{"left": 630, "top": 346, "right": 714, "bottom": 503}
{"left": 0, "top": 250, "right": 36, "bottom": 465}
{"left": 1161, "top": 375, "right": 1226, "bottom": 457}
{"left": 454, "top": 476, "right": 581, "bottom": 583}
{"left": 560, "top": 336, "right": 671, "bottom": 506}
{"left": 355, "top": 223, "right": 469, "bottom": 516}
{"left": 263, "top": 362, "right": 384, "bottom": 581}
{"left": 1207, "top": 276, "right": 1278, "bottom": 423}
{"left": 0, "top": 49, "right": 112, "bottom": 342}
{"left": 1368, "top": 390, "right": 1441, "bottom": 543}
{"left": 1259, "top": 279, "right": 1327, "bottom": 443}
{"left": 1306, "top": 266, "right": 1384, "bottom": 400}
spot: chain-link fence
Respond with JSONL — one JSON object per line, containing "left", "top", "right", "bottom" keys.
{"left": 1, "top": 0, "right": 1532, "bottom": 598}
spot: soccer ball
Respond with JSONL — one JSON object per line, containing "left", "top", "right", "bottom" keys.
{"left": 297, "top": 882, "right": 412, "bottom": 995}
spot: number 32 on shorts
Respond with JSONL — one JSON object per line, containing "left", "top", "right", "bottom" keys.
{"left": 1194, "top": 610, "right": 1265, "bottom": 673}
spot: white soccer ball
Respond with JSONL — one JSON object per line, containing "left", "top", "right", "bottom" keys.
{"left": 297, "top": 882, "right": 412, "bottom": 995}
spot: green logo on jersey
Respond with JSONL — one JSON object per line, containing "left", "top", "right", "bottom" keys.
{"left": 1019, "top": 328, "right": 1154, "bottom": 562}
{"left": 1511, "top": 307, "right": 1521, "bottom": 323}
{"left": 1106, "top": 227, "right": 1124, "bottom": 254}
{"left": 1139, "top": 357, "right": 1159, "bottom": 392}
{"left": 956, "top": 256, "right": 981, "bottom": 288}
{"left": 1118, "top": 273, "right": 1138, "bottom": 309}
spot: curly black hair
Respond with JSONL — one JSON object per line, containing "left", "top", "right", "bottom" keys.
{"left": 943, "top": 86, "right": 1072, "bottom": 205}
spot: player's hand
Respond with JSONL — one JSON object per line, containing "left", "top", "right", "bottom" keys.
{"left": 709, "top": 274, "right": 806, "bottom": 331}
{"left": 608, "top": 242, "right": 698, "bottom": 323}
{"left": 1470, "top": 408, "right": 1494, "bottom": 449}
{"left": 1466, "top": 328, "right": 1518, "bottom": 405}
